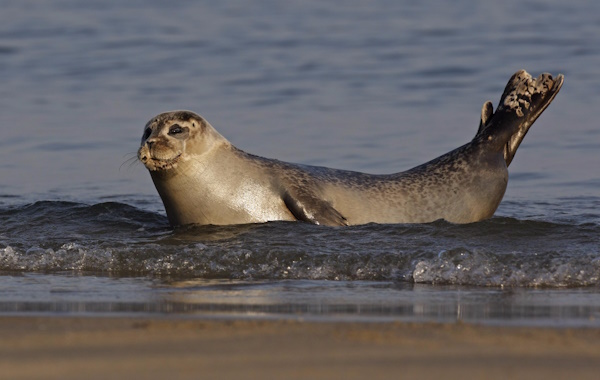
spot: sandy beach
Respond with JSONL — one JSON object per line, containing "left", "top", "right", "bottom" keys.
{"left": 1, "top": 316, "right": 600, "bottom": 380}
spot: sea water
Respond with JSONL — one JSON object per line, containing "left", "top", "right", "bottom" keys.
{"left": 1, "top": 0, "right": 599, "bottom": 326}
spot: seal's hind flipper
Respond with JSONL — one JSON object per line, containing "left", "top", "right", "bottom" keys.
{"left": 283, "top": 190, "right": 348, "bottom": 226}
{"left": 478, "top": 70, "right": 564, "bottom": 166}
{"left": 477, "top": 101, "right": 494, "bottom": 135}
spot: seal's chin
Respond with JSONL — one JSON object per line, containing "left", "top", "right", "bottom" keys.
{"left": 140, "top": 153, "right": 182, "bottom": 172}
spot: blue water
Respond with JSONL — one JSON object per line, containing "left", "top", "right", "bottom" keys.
{"left": 1, "top": 0, "right": 599, "bottom": 326}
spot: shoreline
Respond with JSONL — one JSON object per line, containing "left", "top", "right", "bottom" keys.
{"left": 2, "top": 316, "right": 600, "bottom": 379}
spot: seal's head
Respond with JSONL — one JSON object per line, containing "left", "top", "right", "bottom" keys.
{"left": 138, "top": 110, "right": 222, "bottom": 172}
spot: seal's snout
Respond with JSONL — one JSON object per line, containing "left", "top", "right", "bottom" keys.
{"left": 137, "top": 144, "right": 149, "bottom": 165}
{"left": 137, "top": 133, "right": 184, "bottom": 172}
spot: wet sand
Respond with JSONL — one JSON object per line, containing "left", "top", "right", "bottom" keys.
{"left": 2, "top": 316, "right": 600, "bottom": 380}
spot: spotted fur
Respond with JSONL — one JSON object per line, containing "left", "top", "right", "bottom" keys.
{"left": 139, "top": 71, "right": 563, "bottom": 226}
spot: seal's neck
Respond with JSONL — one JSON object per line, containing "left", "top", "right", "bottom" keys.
{"left": 150, "top": 143, "right": 250, "bottom": 226}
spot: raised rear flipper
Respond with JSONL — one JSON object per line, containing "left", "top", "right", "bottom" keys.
{"left": 477, "top": 70, "right": 564, "bottom": 166}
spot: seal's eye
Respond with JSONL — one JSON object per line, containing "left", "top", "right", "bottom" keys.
{"left": 142, "top": 127, "right": 152, "bottom": 141}
{"left": 169, "top": 124, "right": 183, "bottom": 135}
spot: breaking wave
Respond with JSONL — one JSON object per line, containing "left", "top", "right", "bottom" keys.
{"left": 1, "top": 201, "right": 599, "bottom": 287}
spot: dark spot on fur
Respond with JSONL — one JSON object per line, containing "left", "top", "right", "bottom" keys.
{"left": 142, "top": 127, "right": 152, "bottom": 142}
{"left": 174, "top": 111, "right": 197, "bottom": 122}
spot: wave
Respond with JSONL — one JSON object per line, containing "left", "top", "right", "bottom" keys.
{"left": 1, "top": 201, "right": 599, "bottom": 287}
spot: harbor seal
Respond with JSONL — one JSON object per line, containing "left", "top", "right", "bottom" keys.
{"left": 138, "top": 70, "right": 563, "bottom": 227}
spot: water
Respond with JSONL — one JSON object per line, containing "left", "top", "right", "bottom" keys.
{"left": 1, "top": 0, "right": 599, "bottom": 326}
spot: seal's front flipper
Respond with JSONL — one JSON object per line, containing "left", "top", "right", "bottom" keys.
{"left": 478, "top": 70, "right": 564, "bottom": 166}
{"left": 283, "top": 190, "right": 348, "bottom": 226}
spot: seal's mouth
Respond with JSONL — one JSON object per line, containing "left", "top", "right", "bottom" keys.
{"left": 139, "top": 153, "right": 182, "bottom": 171}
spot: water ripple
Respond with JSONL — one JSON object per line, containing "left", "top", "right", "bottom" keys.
{"left": 1, "top": 201, "right": 598, "bottom": 287}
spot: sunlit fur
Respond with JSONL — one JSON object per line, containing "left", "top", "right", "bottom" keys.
{"left": 138, "top": 71, "right": 563, "bottom": 227}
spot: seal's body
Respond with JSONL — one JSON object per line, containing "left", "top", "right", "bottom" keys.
{"left": 138, "top": 70, "right": 563, "bottom": 226}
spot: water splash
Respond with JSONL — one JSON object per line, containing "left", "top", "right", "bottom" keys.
{"left": 1, "top": 201, "right": 599, "bottom": 287}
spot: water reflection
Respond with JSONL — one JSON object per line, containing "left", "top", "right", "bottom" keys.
{"left": 1, "top": 274, "right": 600, "bottom": 327}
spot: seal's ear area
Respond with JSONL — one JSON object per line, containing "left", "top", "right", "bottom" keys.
{"left": 179, "top": 112, "right": 208, "bottom": 133}
{"left": 190, "top": 117, "right": 208, "bottom": 132}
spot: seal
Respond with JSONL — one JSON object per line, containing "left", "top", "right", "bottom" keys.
{"left": 138, "top": 70, "right": 563, "bottom": 227}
